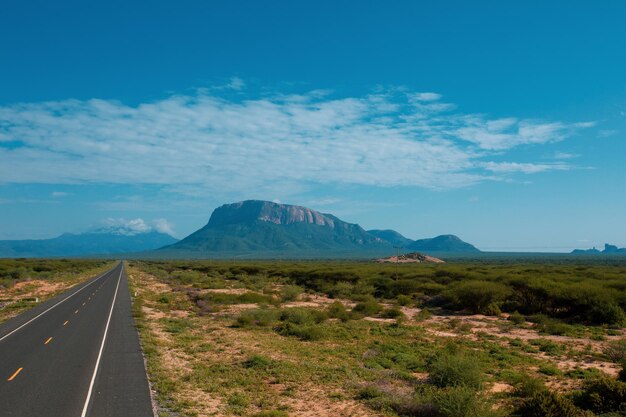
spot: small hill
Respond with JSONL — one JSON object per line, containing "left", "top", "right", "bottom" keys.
{"left": 405, "top": 234, "right": 480, "bottom": 253}
{"left": 160, "top": 200, "right": 392, "bottom": 256}
{"left": 374, "top": 252, "right": 444, "bottom": 264}
{"left": 367, "top": 229, "right": 413, "bottom": 247}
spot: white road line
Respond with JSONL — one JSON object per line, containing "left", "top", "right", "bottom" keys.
{"left": 0, "top": 264, "right": 119, "bottom": 343}
{"left": 80, "top": 264, "right": 124, "bottom": 417}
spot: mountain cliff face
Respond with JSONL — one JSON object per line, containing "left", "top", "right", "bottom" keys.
{"left": 0, "top": 231, "right": 178, "bottom": 258}
{"left": 208, "top": 200, "right": 338, "bottom": 228}
{"left": 161, "top": 200, "right": 389, "bottom": 255}
{"left": 405, "top": 234, "right": 480, "bottom": 253}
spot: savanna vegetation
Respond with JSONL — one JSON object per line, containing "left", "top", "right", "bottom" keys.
{"left": 0, "top": 258, "right": 113, "bottom": 323}
{"left": 127, "top": 259, "right": 626, "bottom": 417}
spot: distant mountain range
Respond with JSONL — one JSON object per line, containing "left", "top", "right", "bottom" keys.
{"left": 0, "top": 200, "right": 480, "bottom": 258}
{"left": 571, "top": 243, "right": 626, "bottom": 255}
{"left": 158, "top": 200, "right": 480, "bottom": 258}
{"left": 0, "top": 230, "right": 178, "bottom": 258}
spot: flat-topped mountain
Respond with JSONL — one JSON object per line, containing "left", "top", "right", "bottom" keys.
{"left": 158, "top": 200, "right": 481, "bottom": 258}
{"left": 161, "top": 200, "right": 389, "bottom": 255}
{"left": 208, "top": 200, "right": 338, "bottom": 228}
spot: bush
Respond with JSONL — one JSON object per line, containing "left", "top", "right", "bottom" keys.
{"left": 512, "top": 375, "right": 546, "bottom": 398}
{"left": 430, "top": 386, "right": 497, "bottom": 417}
{"left": 279, "top": 308, "right": 327, "bottom": 325}
{"left": 427, "top": 352, "right": 485, "bottom": 390}
{"left": 513, "top": 389, "right": 586, "bottom": 417}
{"left": 509, "top": 311, "right": 525, "bottom": 325}
{"left": 356, "top": 385, "right": 383, "bottom": 400}
{"left": 275, "top": 323, "right": 326, "bottom": 341}
{"left": 280, "top": 285, "right": 303, "bottom": 302}
{"left": 381, "top": 307, "right": 405, "bottom": 319}
{"left": 415, "top": 308, "right": 433, "bottom": 322}
{"left": 482, "top": 302, "right": 501, "bottom": 316}
{"left": 574, "top": 377, "right": 626, "bottom": 414}
{"left": 536, "top": 319, "right": 573, "bottom": 336}
{"left": 234, "top": 309, "right": 279, "bottom": 327}
{"left": 242, "top": 354, "right": 272, "bottom": 370}
{"left": 443, "top": 281, "right": 510, "bottom": 314}
{"left": 396, "top": 294, "right": 413, "bottom": 306}
{"left": 353, "top": 298, "right": 383, "bottom": 317}
{"left": 604, "top": 339, "right": 626, "bottom": 363}
{"left": 326, "top": 301, "right": 352, "bottom": 321}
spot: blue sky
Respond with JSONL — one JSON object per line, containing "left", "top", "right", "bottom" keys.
{"left": 1, "top": 0, "right": 625, "bottom": 251}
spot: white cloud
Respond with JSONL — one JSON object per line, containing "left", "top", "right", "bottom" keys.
{"left": 554, "top": 152, "right": 579, "bottom": 160}
{"left": 0, "top": 86, "right": 592, "bottom": 194}
{"left": 412, "top": 92, "right": 442, "bottom": 102}
{"left": 153, "top": 218, "right": 175, "bottom": 236}
{"left": 481, "top": 161, "right": 570, "bottom": 174}
{"left": 93, "top": 217, "right": 175, "bottom": 236}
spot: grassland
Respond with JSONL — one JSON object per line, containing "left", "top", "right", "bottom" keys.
{"left": 127, "top": 259, "right": 626, "bottom": 417}
{"left": 0, "top": 258, "right": 115, "bottom": 324}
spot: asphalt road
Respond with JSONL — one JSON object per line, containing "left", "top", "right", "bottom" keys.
{"left": 0, "top": 262, "right": 153, "bottom": 417}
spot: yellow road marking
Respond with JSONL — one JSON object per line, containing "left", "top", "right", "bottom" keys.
{"left": 44, "top": 337, "right": 53, "bottom": 345}
{"left": 7, "top": 367, "right": 23, "bottom": 381}
{"left": 63, "top": 320, "right": 69, "bottom": 326}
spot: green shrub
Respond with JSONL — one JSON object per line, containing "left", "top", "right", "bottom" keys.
{"left": 444, "top": 280, "right": 510, "bottom": 314}
{"left": 482, "top": 302, "right": 501, "bottom": 316}
{"left": 381, "top": 307, "right": 405, "bottom": 319}
{"left": 530, "top": 339, "right": 564, "bottom": 356}
{"left": 279, "top": 308, "right": 327, "bottom": 325}
{"left": 275, "top": 323, "right": 326, "bottom": 341}
{"left": 430, "top": 386, "right": 497, "bottom": 417}
{"left": 537, "top": 319, "right": 573, "bottom": 336}
{"left": 242, "top": 354, "right": 272, "bottom": 370}
{"left": 509, "top": 311, "right": 526, "bottom": 325}
{"left": 574, "top": 377, "right": 626, "bottom": 414}
{"left": 604, "top": 339, "right": 626, "bottom": 363}
{"left": 280, "top": 285, "right": 303, "bottom": 302}
{"left": 427, "top": 352, "right": 485, "bottom": 390}
{"left": 234, "top": 309, "right": 279, "bottom": 327}
{"left": 326, "top": 301, "right": 352, "bottom": 321}
{"left": 353, "top": 298, "right": 383, "bottom": 317}
{"left": 356, "top": 385, "right": 383, "bottom": 400}
{"left": 513, "top": 389, "right": 586, "bottom": 417}
{"left": 538, "top": 364, "right": 562, "bottom": 376}
{"left": 512, "top": 375, "right": 546, "bottom": 398}
{"left": 415, "top": 308, "right": 433, "bottom": 322}
{"left": 396, "top": 294, "right": 413, "bottom": 306}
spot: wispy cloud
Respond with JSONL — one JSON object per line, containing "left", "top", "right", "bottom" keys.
{"left": 93, "top": 217, "right": 175, "bottom": 236}
{"left": 481, "top": 161, "right": 570, "bottom": 174}
{"left": 0, "top": 86, "right": 592, "bottom": 195}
